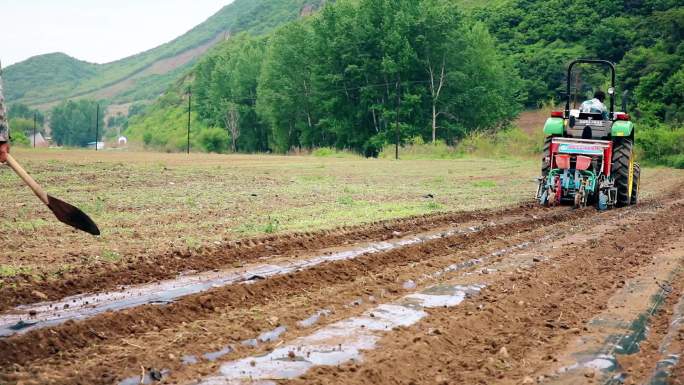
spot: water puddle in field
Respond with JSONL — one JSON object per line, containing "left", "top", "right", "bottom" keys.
{"left": 196, "top": 283, "right": 483, "bottom": 385}
{"left": 297, "top": 310, "right": 332, "bottom": 328}
{"left": 204, "top": 346, "right": 235, "bottom": 362}
{"left": 258, "top": 326, "right": 287, "bottom": 343}
{"left": 182, "top": 355, "right": 199, "bottom": 365}
{"left": 0, "top": 225, "right": 484, "bottom": 338}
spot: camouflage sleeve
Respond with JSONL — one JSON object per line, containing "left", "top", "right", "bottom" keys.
{"left": 0, "top": 123, "right": 8, "bottom": 143}
{"left": 0, "top": 70, "right": 8, "bottom": 142}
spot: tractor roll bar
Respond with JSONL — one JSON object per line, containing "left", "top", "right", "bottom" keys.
{"left": 565, "top": 59, "right": 616, "bottom": 120}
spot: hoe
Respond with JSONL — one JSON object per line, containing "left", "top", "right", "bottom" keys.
{"left": 536, "top": 59, "right": 640, "bottom": 210}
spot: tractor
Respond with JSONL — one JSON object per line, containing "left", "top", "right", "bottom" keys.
{"left": 536, "top": 59, "right": 640, "bottom": 210}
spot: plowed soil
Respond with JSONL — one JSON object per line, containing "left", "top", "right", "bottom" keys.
{"left": 0, "top": 203, "right": 537, "bottom": 312}
{"left": 0, "top": 179, "right": 682, "bottom": 385}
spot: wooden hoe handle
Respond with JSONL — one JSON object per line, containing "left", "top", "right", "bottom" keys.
{"left": 5, "top": 153, "right": 49, "bottom": 205}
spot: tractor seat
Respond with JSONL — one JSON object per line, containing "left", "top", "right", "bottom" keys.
{"left": 568, "top": 113, "right": 613, "bottom": 139}
{"left": 578, "top": 112, "right": 604, "bottom": 121}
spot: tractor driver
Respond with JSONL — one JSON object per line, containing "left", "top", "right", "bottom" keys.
{"left": 580, "top": 90, "right": 608, "bottom": 120}
{"left": 0, "top": 67, "right": 9, "bottom": 164}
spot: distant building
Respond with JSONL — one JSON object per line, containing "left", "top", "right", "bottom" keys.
{"left": 87, "top": 141, "right": 106, "bottom": 150}
{"left": 30, "top": 132, "right": 49, "bottom": 148}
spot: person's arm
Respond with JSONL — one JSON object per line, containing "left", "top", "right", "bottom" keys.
{"left": 0, "top": 120, "right": 8, "bottom": 163}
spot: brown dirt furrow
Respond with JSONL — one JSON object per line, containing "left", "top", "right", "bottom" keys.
{"left": 0, "top": 203, "right": 543, "bottom": 312}
{"left": 669, "top": 348, "right": 684, "bottom": 385}
{"left": 1, "top": 197, "right": 676, "bottom": 385}
{"left": 280, "top": 203, "right": 684, "bottom": 385}
{"left": 0, "top": 204, "right": 600, "bottom": 375}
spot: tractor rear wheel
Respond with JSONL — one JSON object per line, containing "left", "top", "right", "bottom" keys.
{"left": 541, "top": 136, "right": 553, "bottom": 176}
{"left": 611, "top": 138, "right": 635, "bottom": 207}
{"left": 630, "top": 163, "right": 640, "bottom": 205}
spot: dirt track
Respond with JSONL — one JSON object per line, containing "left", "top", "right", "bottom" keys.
{"left": 1, "top": 184, "right": 683, "bottom": 385}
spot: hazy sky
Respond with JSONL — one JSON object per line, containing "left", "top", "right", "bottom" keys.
{"left": 1, "top": 0, "right": 232, "bottom": 66}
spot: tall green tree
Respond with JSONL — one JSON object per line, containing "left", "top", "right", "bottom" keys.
{"left": 131, "top": 0, "right": 525, "bottom": 155}
{"left": 195, "top": 34, "right": 269, "bottom": 152}
{"left": 257, "top": 22, "right": 318, "bottom": 152}
{"left": 446, "top": 23, "right": 521, "bottom": 135}
{"left": 472, "top": 0, "right": 684, "bottom": 124}
{"left": 8, "top": 103, "right": 45, "bottom": 126}
{"left": 50, "top": 99, "right": 104, "bottom": 147}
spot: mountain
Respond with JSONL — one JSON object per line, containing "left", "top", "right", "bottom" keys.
{"left": 4, "top": 0, "right": 323, "bottom": 109}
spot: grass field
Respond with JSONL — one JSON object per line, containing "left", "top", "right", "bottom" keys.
{"left": 1, "top": 148, "right": 682, "bottom": 281}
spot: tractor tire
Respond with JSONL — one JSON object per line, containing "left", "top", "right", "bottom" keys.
{"left": 611, "top": 138, "right": 635, "bottom": 207}
{"left": 541, "top": 136, "right": 553, "bottom": 177}
{"left": 630, "top": 163, "right": 641, "bottom": 205}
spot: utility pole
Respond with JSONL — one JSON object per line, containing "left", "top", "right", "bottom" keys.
{"left": 187, "top": 87, "right": 192, "bottom": 154}
{"left": 573, "top": 70, "right": 581, "bottom": 109}
{"left": 395, "top": 77, "right": 401, "bottom": 160}
{"left": 95, "top": 103, "right": 100, "bottom": 151}
{"left": 33, "top": 112, "right": 36, "bottom": 149}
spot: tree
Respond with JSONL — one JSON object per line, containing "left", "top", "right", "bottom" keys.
{"left": 50, "top": 99, "right": 104, "bottom": 147}
{"left": 8, "top": 118, "right": 34, "bottom": 136}
{"left": 194, "top": 34, "right": 268, "bottom": 152}
{"left": 223, "top": 101, "right": 240, "bottom": 152}
{"left": 415, "top": 0, "right": 463, "bottom": 142}
{"left": 448, "top": 23, "right": 521, "bottom": 134}
{"left": 8, "top": 103, "right": 45, "bottom": 135}
{"left": 128, "top": 0, "right": 531, "bottom": 154}
{"left": 257, "top": 21, "right": 318, "bottom": 152}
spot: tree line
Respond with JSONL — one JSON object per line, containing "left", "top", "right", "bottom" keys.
{"left": 472, "top": 0, "right": 684, "bottom": 124}
{"left": 128, "top": 0, "right": 521, "bottom": 155}
{"left": 50, "top": 100, "right": 104, "bottom": 147}
{"left": 24, "top": 0, "right": 681, "bottom": 159}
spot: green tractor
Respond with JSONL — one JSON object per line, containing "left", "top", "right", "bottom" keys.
{"left": 536, "top": 59, "right": 640, "bottom": 210}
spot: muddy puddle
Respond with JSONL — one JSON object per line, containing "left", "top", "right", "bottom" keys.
{"left": 0, "top": 225, "right": 483, "bottom": 338}
{"left": 196, "top": 284, "right": 484, "bottom": 385}
{"left": 117, "top": 231, "right": 552, "bottom": 384}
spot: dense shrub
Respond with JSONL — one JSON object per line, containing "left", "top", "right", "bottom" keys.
{"left": 378, "top": 127, "right": 545, "bottom": 160}
{"left": 198, "top": 127, "right": 230, "bottom": 153}
{"left": 636, "top": 125, "right": 684, "bottom": 168}
{"left": 9, "top": 130, "right": 30, "bottom": 146}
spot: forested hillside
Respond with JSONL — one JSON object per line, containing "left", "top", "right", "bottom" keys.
{"left": 127, "top": 0, "right": 521, "bottom": 155}
{"left": 10, "top": 0, "right": 680, "bottom": 163}
{"left": 472, "top": 0, "right": 684, "bottom": 124}
{"left": 3, "top": 0, "right": 324, "bottom": 107}
{"left": 127, "top": 0, "right": 682, "bottom": 158}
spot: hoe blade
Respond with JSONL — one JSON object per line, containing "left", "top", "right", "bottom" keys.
{"left": 47, "top": 195, "right": 101, "bottom": 236}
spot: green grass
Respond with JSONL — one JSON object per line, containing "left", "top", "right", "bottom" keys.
{"left": 0, "top": 265, "right": 34, "bottom": 278}
{"left": 379, "top": 127, "right": 546, "bottom": 161}
{"left": 471, "top": 180, "right": 497, "bottom": 188}
{"left": 312, "top": 147, "right": 362, "bottom": 158}
{"left": 101, "top": 250, "right": 122, "bottom": 263}
{"left": 1, "top": 148, "right": 681, "bottom": 279}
